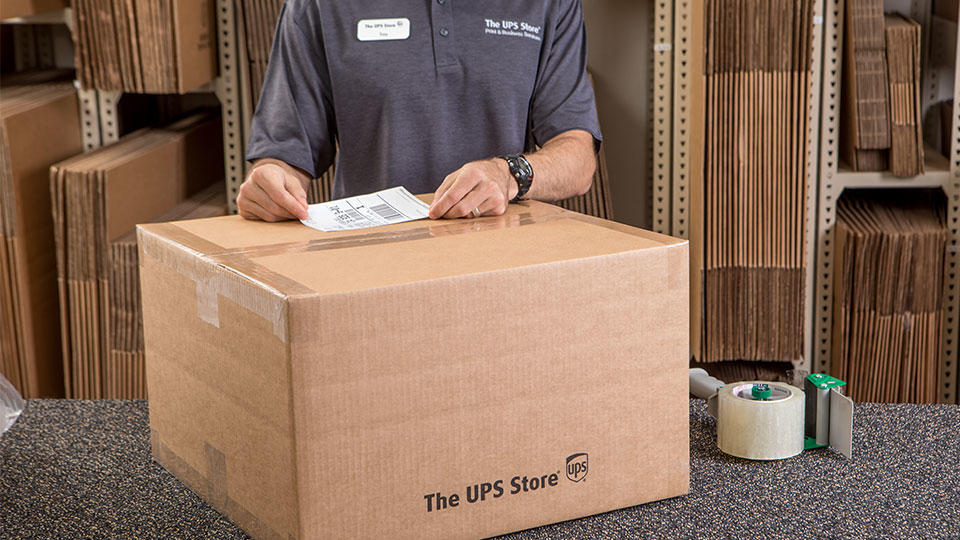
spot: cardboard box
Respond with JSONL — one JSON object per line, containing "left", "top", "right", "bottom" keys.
{"left": 0, "top": 78, "right": 82, "bottom": 398}
{"left": 0, "top": 0, "right": 67, "bottom": 20}
{"left": 138, "top": 201, "right": 690, "bottom": 539}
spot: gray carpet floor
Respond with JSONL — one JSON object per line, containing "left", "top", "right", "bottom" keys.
{"left": 1, "top": 399, "right": 958, "bottom": 538}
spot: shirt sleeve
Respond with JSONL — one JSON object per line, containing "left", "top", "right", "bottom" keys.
{"left": 245, "top": 2, "right": 336, "bottom": 178}
{"left": 529, "top": 0, "right": 602, "bottom": 150}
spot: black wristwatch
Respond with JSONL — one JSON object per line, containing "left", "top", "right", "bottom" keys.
{"left": 500, "top": 153, "right": 534, "bottom": 203}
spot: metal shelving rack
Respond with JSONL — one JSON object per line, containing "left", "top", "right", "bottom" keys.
{"left": 2, "top": 3, "right": 246, "bottom": 209}
{"left": 670, "top": 0, "right": 695, "bottom": 241}
{"left": 214, "top": 0, "right": 246, "bottom": 214}
{"left": 0, "top": 8, "right": 105, "bottom": 151}
{"left": 652, "top": 0, "right": 673, "bottom": 236}
{"left": 665, "top": 0, "right": 824, "bottom": 369}
{"left": 812, "top": 0, "right": 959, "bottom": 403}
{"left": 85, "top": 0, "right": 245, "bottom": 208}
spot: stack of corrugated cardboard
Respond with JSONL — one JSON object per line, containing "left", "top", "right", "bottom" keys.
{"left": 0, "top": 76, "right": 83, "bottom": 398}
{"left": 236, "top": 0, "right": 284, "bottom": 110}
{"left": 840, "top": 0, "right": 925, "bottom": 175}
{"left": 884, "top": 15, "right": 924, "bottom": 176}
{"left": 306, "top": 167, "right": 335, "bottom": 205}
{"left": 73, "top": 0, "right": 217, "bottom": 93}
{"left": 50, "top": 113, "right": 225, "bottom": 399}
{"left": 699, "top": 0, "right": 814, "bottom": 364}
{"left": 106, "top": 185, "right": 226, "bottom": 398}
{"left": 832, "top": 191, "right": 946, "bottom": 403}
{"left": 1, "top": 0, "right": 68, "bottom": 19}
{"left": 840, "top": 0, "right": 891, "bottom": 171}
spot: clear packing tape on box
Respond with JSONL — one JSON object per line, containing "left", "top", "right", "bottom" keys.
{"left": 137, "top": 202, "right": 682, "bottom": 344}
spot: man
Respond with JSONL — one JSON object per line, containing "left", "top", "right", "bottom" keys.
{"left": 239, "top": 0, "right": 601, "bottom": 222}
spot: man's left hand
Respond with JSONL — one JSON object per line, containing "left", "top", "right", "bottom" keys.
{"left": 428, "top": 158, "right": 517, "bottom": 219}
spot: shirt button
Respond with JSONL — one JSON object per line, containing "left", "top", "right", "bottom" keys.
{"left": 437, "top": 0, "right": 446, "bottom": 4}
{"left": 439, "top": 28, "right": 449, "bottom": 37}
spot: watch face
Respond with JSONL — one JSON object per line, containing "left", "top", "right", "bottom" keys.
{"left": 515, "top": 155, "right": 533, "bottom": 178}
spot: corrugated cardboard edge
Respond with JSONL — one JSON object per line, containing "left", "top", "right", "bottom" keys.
{"left": 689, "top": 0, "right": 705, "bottom": 362}
{"left": 140, "top": 224, "right": 302, "bottom": 538}
{"left": 150, "top": 429, "right": 291, "bottom": 540}
{"left": 136, "top": 223, "right": 293, "bottom": 342}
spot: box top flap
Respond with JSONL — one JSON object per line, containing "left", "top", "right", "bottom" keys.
{"left": 139, "top": 199, "right": 686, "bottom": 297}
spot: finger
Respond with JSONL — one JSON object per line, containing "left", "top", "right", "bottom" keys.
{"left": 257, "top": 168, "right": 309, "bottom": 220}
{"left": 247, "top": 183, "right": 298, "bottom": 221}
{"left": 240, "top": 198, "right": 277, "bottom": 222}
{"left": 237, "top": 192, "right": 262, "bottom": 221}
{"left": 442, "top": 183, "right": 490, "bottom": 219}
{"left": 430, "top": 171, "right": 481, "bottom": 219}
{"left": 469, "top": 179, "right": 508, "bottom": 217}
{"left": 284, "top": 175, "right": 310, "bottom": 219}
{"left": 475, "top": 192, "right": 507, "bottom": 216}
{"left": 429, "top": 171, "right": 459, "bottom": 215}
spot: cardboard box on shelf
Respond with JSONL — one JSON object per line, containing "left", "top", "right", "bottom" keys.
{"left": 0, "top": 78, "right": 82, "bottom": 398}
{"left": 138, "top": 201, "right": 690, "bottom": 539}
{"left": 0, "top": 0, "right": 67, "bottom": 20}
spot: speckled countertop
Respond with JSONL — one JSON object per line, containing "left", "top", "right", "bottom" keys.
{"left": 1, "top": 399, "right": 958, "bottom": 538}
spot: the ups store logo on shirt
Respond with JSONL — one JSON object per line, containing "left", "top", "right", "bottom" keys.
{"left": 566, "top": 453, "right": 588, "bottom": 482}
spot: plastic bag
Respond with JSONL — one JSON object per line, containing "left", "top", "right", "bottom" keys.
{"left": 1, "top": 373, "right": 24, "bottom": 435}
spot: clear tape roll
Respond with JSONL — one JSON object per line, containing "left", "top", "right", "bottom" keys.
{"left": 717, "top": 381, "right": 804, "bottom": 460}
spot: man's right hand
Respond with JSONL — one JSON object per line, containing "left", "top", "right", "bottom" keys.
{"left": 237, "top": 160, "right": 310, "bottom": 222}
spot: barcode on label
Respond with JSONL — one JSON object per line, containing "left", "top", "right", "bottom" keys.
{"left": 335, "top": 207, "right": 365, "bottom": 224}
{"left": 369, "top": 203, "right": 402, "bottom": 221}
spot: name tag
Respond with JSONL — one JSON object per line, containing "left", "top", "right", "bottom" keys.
{"left": 357, "top": 18, "right": 411, "bottom": 41}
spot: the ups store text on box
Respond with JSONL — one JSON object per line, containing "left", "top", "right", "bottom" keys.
{"left": 138, "top": 200, "right": 689, "bottom": 539}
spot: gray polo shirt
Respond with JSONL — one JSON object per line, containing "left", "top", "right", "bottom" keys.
{"left": 246, "top": 0, "right": 602, "bottom": 199}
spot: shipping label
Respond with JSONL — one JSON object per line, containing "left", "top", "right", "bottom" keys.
{"left": 300, "top": 186, "right": 429, "bottom": 232}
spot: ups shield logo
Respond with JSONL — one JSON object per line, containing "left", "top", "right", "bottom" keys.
{"left": 566, "top": 453, "right": 588, "bottom": 482}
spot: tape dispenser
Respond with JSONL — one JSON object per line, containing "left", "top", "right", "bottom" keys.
{"left": 690, "top": 369, "right": 854, "bottom": 460}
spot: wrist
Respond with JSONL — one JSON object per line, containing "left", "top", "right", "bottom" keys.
{"left": 491, "top": 157, "right": 519, "bottom": 201}
{"left": 250, "top": 158, "right": 311, "bottom": 191}
{"left": 498, "top": 153, "right": 534, "bottom": 202}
